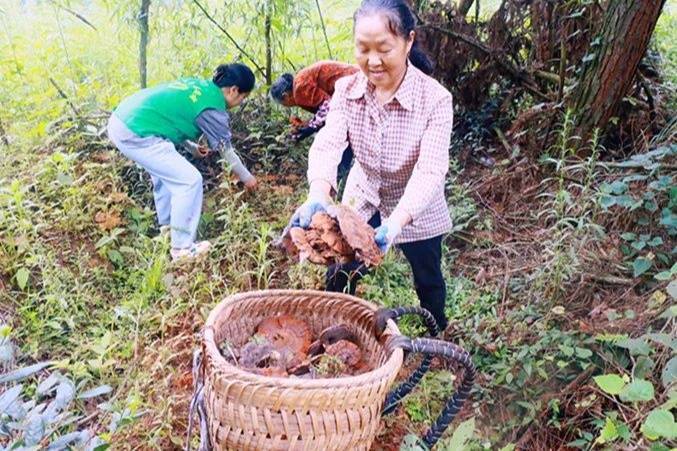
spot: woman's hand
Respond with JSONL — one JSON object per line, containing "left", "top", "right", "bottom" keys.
{"left": 374, "top": 221, "right": 402, "bottom": 254}
{"left": 244, "top": 177, "right": 258, "bottom": 191}
{"left": 374, "top": 210, "right": 410, "bottom": 253}
{"left": 190, "top": 143, "right": 210, "bottom": 159}
{"left": 289, "top": 181, "right": 332, "bottom": 229}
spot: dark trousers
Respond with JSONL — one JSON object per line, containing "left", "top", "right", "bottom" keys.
{"left": 337, "top": 146, "right": 354, "bottom": 185}
{"left": 326, "top": 213, "right": 448, "bottom": 330}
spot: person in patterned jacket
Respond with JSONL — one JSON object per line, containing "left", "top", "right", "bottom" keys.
{"left": 288, "top": 0, "right": 454, "bottom": 330}
{"left": 270, "top": 61, "right": 358, "bottom": 182}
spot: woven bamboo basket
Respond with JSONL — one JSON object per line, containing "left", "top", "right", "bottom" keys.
{"left": 202, "top": 289, "right": 405, "bottom": 451}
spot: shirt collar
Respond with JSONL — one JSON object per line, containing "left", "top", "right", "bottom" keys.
{"left": 345, "top": 64, "right": 417, "bottom": 111}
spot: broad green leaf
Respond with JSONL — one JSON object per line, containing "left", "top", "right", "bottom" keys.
{"left": 662, "top": 356, "right": 677, "bottom": 389}
{"left": 667, "top": 280, "right": 677, "bottom": 300}
{"left": 610, "top": 181, "right": 628, "bottom": 195}
{"left": 56, "top": 172, "right": 73, "bottom": 186}
{"left": 646, "top": 333, "right": 676, "bottom": 350}
{"left": 615, "top": 337, "right": 652, "bottom": 356}
{"left": 641, "top": 409, "right": 676, "bottom": 440}
{"left": 593, "top": 374, "right": 625, "bottom": 395}
{"left": 499, "top": 445, "right": 516, "bottom": 451}
{"left": 595, "top": 417, "right": 618, "bottom": 444}
{"left": 633, "top": 257, "right": 652, "bottom": 277}
{"left": 25, "top": 412, "right": 46, "bottom": 446}
{"left": 631, "top": 240, "right": 647, "bottom": 251}
{"left": 654, "top": 271, "right": 672, "bottom": 281}
{"left": 78, "top": 384, "right": 113, "bottom": 399}
{"left": 633, "top": 356, "right": 655, "bottom": 380}
{"left": 0, "top": 384, "right": 23, "bottom": 414}
{"left": 37, "top": 372, "right": 61, "bottom": 395}
{"left": 619, "top": 379, "right": 654, "bottom": 402}
{"left": 0, "top": 361, "right": 52, "bottom": 383}
{"left": 620, "top": 232, "right": 637, "bottom": 241}
{"left": 399, "top": 434, "right": 427, "bottom": 451}
{"left": 15, "top": 267, "right": 29, "bottom": 290}
{"left": 658, "top": 305, "right": 676, "bottom": 319}
{"left": 575, "top": 347, "right": 593, "bottom": 359}
{"left": 647, "top": 236, "right": 663, "bottom": 246}
{"left": 599, "top": 195, "right": 616, "bottom": 209}
{"left": 440, "top": 417, "right": 475, "bottom": 451}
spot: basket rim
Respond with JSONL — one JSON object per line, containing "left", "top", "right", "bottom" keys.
{"left": 203, "top": 289, "right": 404, "bottom": 388}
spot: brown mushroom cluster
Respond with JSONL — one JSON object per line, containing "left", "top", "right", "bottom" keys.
{"left": 280, "top": 204, "right": 382, "bottom": 267}
{"left": 219, "top": 315, "right": 370, "bottom": 378}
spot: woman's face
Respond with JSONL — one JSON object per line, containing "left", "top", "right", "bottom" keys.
{"left": 224, "top": 86, "right": 249, "bottom": 108}
{"left": 354, "top": 13, "right": 413, "bottom": 91}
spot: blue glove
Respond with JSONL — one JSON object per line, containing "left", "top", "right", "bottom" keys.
{"left": 374, "top": 220, "right": 402, "bottom": 254}
{"left": 290, "top": 191, "right": 331, "bottom": 229}
{"left": 291, "top": 201, "right": 328, "bottom": 229}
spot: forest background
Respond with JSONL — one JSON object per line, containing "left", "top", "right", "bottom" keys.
{"left": 0, "top": 0, "right": 676, "bottom": 449}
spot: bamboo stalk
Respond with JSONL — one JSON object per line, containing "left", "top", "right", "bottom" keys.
{"left": 314, "top": 0, "right": 333, "bottom": 60}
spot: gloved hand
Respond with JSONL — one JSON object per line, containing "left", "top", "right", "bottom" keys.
{"left": 374, "top": 219, "right": 403, "bottom": 254}
{"left": 290, "top": 188, "right": 331, "bottom": 229}
{"left": 291, "top": 126, "right": 318, "bottom": 142}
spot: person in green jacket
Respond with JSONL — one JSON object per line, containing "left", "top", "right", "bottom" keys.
{"left": 107, "top": 63, "right": 256, "bottom": 261}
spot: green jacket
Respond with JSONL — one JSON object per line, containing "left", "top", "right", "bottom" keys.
{"left": 114, "top": 78, "right": 226, "bottom": 145}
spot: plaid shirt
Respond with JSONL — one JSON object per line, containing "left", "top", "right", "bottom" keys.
{"left": 308, "top": 65, "right": 454, "bottom": 243}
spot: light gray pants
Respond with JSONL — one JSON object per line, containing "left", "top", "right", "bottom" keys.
{"left": 107, "top": 114, "right": 202, "bottom": 249}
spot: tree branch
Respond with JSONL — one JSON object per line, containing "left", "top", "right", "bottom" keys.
{"left": 191, "top": 0, "right": 264, "bottom": 77}
{"left": 48, "top": 0, "right": 97, "bottom": 31}
{"left": 419, "top": 22, "right": 550, "bottom": 101}
{"left": 48, "top": 77, "right": 80, "bottom": 118}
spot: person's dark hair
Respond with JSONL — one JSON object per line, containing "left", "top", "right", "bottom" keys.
{"left": 269, "top": 73, "right": 294, "bottom": 103}
{"left": 212, "top": 63, "right": 255, "bottom": 93}
{"left": 354, "top": 0, "right": 434, "bottom": 75}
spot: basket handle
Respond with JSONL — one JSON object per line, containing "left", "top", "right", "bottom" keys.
{"left": 375, "top": 307, "right": 439, "bottom": 415}
{"left": 375, "top": 308, "right": 476, "bottom": 449}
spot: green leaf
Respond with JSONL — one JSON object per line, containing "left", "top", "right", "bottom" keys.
{"left": 441, "top": 417, "right": 475, "bottom": 451}
{"left": 499, "top": 445, "right": 515, "bottom": 451}
{"left": 654, "top": 271, "right": 672, "bottom": 281}
{"left": 647, "top": 236, "right": 663, "bottom": 247}
{"left": 631, "top": 240, "right": 647, "bottom": 251}
{"left": 599, "top": 195, "right": 616, "bottom": 209}
{"left": 633, "top": 257, "right": 652, "bottom": 277}
{"left": 619, "top": 379, "right": 654, "bottom": 402}
{"left": 641, "top": 409, "right": 676, "bottom": 440}
{"left": 56, "top": 172, "right": 74, "bottom": 186}
{"left": 0, "top": 361, "right": 52, "bottom": 383}
{"left": 616, "top": 337, "right": 652, "bottom": 356}
{"left": 595, "top": 417, "right": 618, "bottom": 444}
{"left": 78, "top": 384, "right": 113, "bottom": 399}
{"left": 15, "top": 267, "right": 29, "bottom": 290}
{"left": 662, "top": 356, "right": 677, "bottom": 389}
{"left": 400, "top": 434, "right": 427, "bottom": 451}
{"left": 575, "top": 347, "right": 593, "bottom": 359}
{"left": 609, "top": 180, "right": 628, "bottom": 194}
{"left": 667, "top": 280, "right": 677, "bottom": 299}
{"left": 620, "top": 232, "right": 637, "bottom": 241}
{"left": 593, "top": 374, "right": 625, "bottom": 395}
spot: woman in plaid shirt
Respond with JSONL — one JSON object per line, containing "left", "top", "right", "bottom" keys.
{"left": 291, "top": 0, "right": 454, "bottom": 329}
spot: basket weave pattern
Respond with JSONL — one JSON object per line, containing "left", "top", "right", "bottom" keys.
{"left": 203, "top": 290, "right": 404, "bottom": 451}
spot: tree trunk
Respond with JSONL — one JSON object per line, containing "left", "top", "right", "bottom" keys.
{"left": 569, "top": 0, "right": 665, "bottom": 143}
{"left": 138, "top": 0, "right": 151, "bottom": 89}
{"left": 264, "top": 0, "right": 272, "bottom": 85}
{"left": 458, "top": 0, "right": 475, "bottom": 17}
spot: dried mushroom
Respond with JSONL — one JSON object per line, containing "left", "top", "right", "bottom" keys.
{"left": 279, "top": 204, "right": 382, "bottom": 267}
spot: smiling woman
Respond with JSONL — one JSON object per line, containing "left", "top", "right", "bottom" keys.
{"left": 289, "top": 0, "right": 455, "bottom": 330}
{"left": 353, "top": 0, "right": 435, "bottom": 102}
